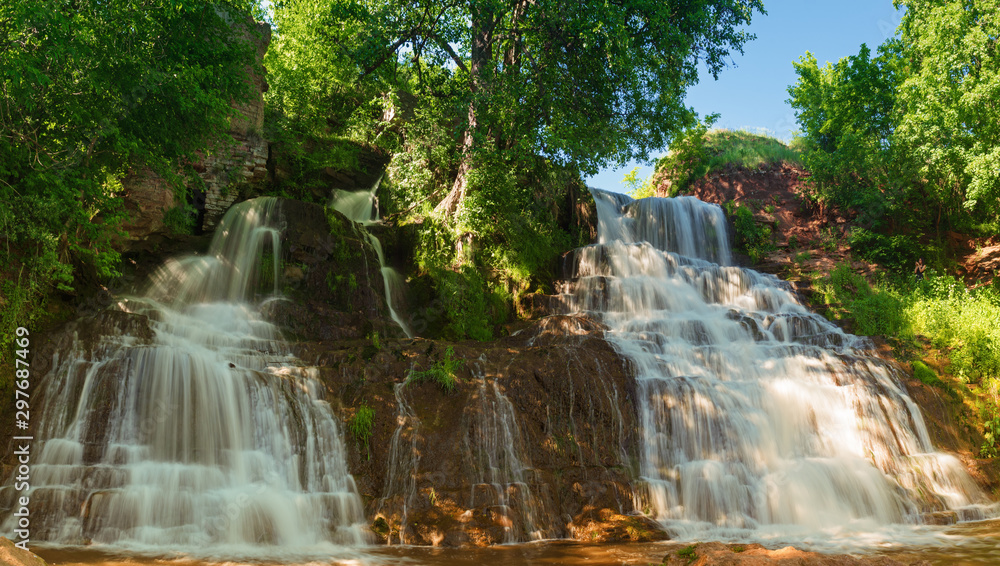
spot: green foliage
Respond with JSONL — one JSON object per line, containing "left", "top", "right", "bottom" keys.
{"left": 405, "top": 157, "right": 580, "bottom": 339}
{"left": 895, "top": 0, "right": 1000, "bottom": 218}
{"left": 656, "top": 124, "right": 801, "bottom": 197}
{"left": 162, "top": 205, "right": 197, "bottom": 236}
{"left": 1, "top": 0, "right": 263, "bottom": 357}
{"left": 410, "top": 346, "right": 462, "bottom": 393}
{"left": 655, "top": 117, "right": 715, "bottom": 196}
{"left": 813, "top": 264, "right": 906, "bottom": 337}
{"left": 788, "top": 2, "right": 1000, "bottom": 235}
{"left": 0, "top": 270, "right": 49, "bottom": 376}
{"left": 677, "top": 545, "right": 698, "bottom": 560}
{"left": 425, "top": 265, "right": 506, "bottom": 341}
{"left": 623, "top": 167, "right": 656, "bottom": 199}
{"left": 983, "top": 408, "right": 1000, "bottom": 459}
{"left": 787, "top": 44, "right": 901, "bottom": 219}
{"left": 348, "top": 404, "right": 376, "bottom": 456}
{"left": 904, "top": 274, "right": 1000, "bottom": 384}
{"left": 846, "top": 228, "right": 919, "bottom": 272}
{"left": 361, "top": 330, "right": 381, "bottom": 360}
{"left": 317, "top": 0, "right": 765, "bottom": 175}
{"left": 819, "top": 227, "right": 840, "bottom": 252}
{"left": 912, "top": 360, "right": 941, "bottom": 387}
{"left": 726, "top": 202, "right": 776, "bottom": 263}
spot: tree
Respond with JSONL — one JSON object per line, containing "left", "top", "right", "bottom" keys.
{"left": 893, "top": 0, "right": 1000, "bottom": 223}
{"left": 0, "top": 0, "right": 264, "bottom": 355}
{"left": 787, "top": 43, "right": 903, "bottom": 223}
{"left": 788, "top": 0, "right": 1000, "bottom": 235}
{"left": 319, "top": 0, "right": 766, "bottom": 217}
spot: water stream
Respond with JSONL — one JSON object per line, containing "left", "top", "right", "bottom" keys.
{"left": 0, "top": 198, "right": 369, "bottom": 562}
{"left": 564, "top": 188, "right": 996, "bottom": 543}
{"left": 462, "top": 365, "right": 551, "bottom": 543}
{"left": 331, "top": 186, "right": 413, "bottom": 338}
{"left": 374, "top": 381, "right": 422, "bottom": 545}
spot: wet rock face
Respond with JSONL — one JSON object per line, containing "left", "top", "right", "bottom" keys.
{"left": 298, "top": 314, "right": 665, "bottom": 546}
{"left": 0, "top": 310, "right": 156, "bottom": 484}
{"left": 266, "top": 199, "right": 398, "bottom": 341}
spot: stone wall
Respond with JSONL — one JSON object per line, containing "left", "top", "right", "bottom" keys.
{"left": 196, "top": 132, "right": 269, "bottom": 229}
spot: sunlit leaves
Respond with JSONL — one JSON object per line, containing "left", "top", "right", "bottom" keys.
{"left": 1, "top": 0, "right": 262, "bottom": 286}
{"left": 894, "top": 0, "right": 1000, "bottom": 216}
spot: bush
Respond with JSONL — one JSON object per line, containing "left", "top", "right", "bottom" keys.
{"left": 847, "top": 228, "right": 919, "bottom": 272}
{"left": 655, "top": 117, "right": 714, "bottom": 196}
{"left": 911, "top": 360, "right": 941, "bottom": 387}
{"left": 814, "top": 263, "right": 905, "bottom": 336}
{"left": 726, "top": 202, "right": 776, "bottom": 263}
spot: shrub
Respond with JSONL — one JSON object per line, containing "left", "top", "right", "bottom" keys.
{"left": 727, "top": 202, "right": 776, "bottom": 263}
{"left": 847, "top": 228, "right": 919, "bottom": 272}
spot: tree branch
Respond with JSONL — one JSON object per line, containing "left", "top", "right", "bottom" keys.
{"left": 431, "top": 35, "right": 469, "bottom": 75}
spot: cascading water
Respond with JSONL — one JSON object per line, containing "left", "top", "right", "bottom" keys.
{"left": 463, "top": 365, "right": 552, "bottom": 543}
{"left": 1, "top": 198, "right": 369, "bottom": 560}
{"left": 565, "top": 188, "right": 995, "bottom": 545}
{"left": 331, "top": 186, "right": 413, "bottom": 338}
{"left": 375, "top": 381, "right": 422, "bottom": 545}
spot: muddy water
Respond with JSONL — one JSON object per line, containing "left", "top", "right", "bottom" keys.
{"left": 31, "top": 519, "right": 1000, "bottom": 566}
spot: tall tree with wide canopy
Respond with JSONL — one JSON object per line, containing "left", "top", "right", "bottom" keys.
{"left": 330, "top": 0, "right": 765, "bottom": 216}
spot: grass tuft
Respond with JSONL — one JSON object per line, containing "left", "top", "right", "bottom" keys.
{"left": 409, "top": 346, "right": 463, "bottom": 393}
{"left": 348, "top": 404, "right": 376, "bottom": 458}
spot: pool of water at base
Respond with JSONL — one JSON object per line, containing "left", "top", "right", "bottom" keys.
{"left": 32, "top": 520, "right": 1000, "bottom": 566}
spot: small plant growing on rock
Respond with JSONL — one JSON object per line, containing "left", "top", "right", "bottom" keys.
{"left": 912, "top": 360, "right": 941, "bottom": 387}
{"left": 362, "top": 331, "right": 381, "bottom": 360}
{"left": 371, "top": 516, "right": 390, "bottom": 538}
{"left": 349, "top": 404, "right": 375, "bottom": 459}
{"left": 982, "top": 408, "right": 999, "bottom": 458}
{"left": 677, "top": 545, "right": 698, "bottom": 563}
{"left": 410, "top": 346, "right": 462, "bottom": 393}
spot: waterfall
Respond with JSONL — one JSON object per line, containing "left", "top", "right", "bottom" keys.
{"left": 375, "top": 381, "right": 422, "bottom": 545}
{"left": 463, "top": 365, "right": 551, "bottom": 543}
{"left": 331, "top": 186, "right": 413, "bottom": 337}
{"left": 1, "top": 198, "right": 369, "bottom": 560}
{"left": 566, "top": 188, "right": 994, "bottom": 543}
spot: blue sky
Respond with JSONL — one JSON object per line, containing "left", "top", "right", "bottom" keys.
{"left": 586, "top": 0, "right": 904, "bottom": 193}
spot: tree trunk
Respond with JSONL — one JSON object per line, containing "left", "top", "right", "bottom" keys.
{"left": 435, "top": 2, "right": 495, "bottom": 218}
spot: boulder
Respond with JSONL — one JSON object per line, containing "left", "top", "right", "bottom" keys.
{"left": 0, "top": 538, "right": 48, "bottom": 566}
